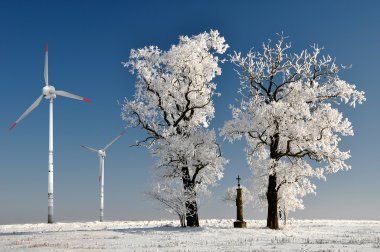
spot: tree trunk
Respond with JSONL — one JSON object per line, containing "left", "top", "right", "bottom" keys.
{"left": 284, "top": 211, "right": 287, "bottom": 226}
{"left": 185, "top": 198, "right": 199, "bottom": 227}
{"left": 182, "top": 166, "right": 200, "bottom": 227}
{"left": 266, "top": 174, "right": 279, "bottom": 229}
{"left": 179, "top": 214, "right": 186, "bottom": 227}
{"left": 267, "top": 132, "right": 280, "bottom": 229}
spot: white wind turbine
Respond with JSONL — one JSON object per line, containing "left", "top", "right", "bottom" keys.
{"left": 10, "top": 44, "right": 91, "bottom": 223}
{"left": 81, "top": 130, "right": 126, "bottom": 222}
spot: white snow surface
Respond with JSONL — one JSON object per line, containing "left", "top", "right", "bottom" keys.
{"left": 0, "top": 219, "right": 379, "bottom": 251}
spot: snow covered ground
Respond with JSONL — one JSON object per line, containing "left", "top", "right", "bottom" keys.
{"left": 0, "top": 219, "right": 379, "bottom": 251}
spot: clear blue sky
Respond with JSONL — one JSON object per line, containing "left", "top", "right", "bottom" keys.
{"left": 0, "top": 0, "right": 379, "bottom": 224}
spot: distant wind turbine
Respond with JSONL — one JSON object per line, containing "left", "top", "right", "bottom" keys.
{"left": 10, "top": 44, "right": 92, "bottom": 223}
{"left": 81, "top": 131, "right": 126, "bottom": 222}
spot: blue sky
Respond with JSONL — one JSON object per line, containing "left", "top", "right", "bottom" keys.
{"left": 0, "top": 0, "right": 379, "bottom": 224}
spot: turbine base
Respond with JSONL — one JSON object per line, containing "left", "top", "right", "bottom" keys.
{"left": 48, "top": 214, "right": 54, "bottom": 224}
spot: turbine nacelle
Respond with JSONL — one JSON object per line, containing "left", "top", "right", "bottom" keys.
{"left": 42, "top": 85, "right": 56, "bottom": 99}
{"left": 98, "top": 150, "right": 106, "bottom": 157}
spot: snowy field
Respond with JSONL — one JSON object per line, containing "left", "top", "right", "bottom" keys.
{"left": 0, "top": 219, "right": 379, "bottom": 251}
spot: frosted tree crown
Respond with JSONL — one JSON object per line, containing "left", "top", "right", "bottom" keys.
{"left": 221, "top": 34, "right": 365, "bottom": 213}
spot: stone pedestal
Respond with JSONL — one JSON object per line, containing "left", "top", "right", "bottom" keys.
{"left": 234, "top": 187, "right": 247, "bottom": 228}
{"left": 234, "top": 220, "right": 247, "bottom": 228}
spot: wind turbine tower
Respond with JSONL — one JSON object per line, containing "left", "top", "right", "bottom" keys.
{"left": 10, "top": 44, "right": 92, "bottom": 223}
{"left": 81, "top": 131, "right": 126, "bottom": 222}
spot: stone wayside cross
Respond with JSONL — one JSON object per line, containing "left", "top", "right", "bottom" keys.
{"left": 234, "top": 175, "right": 247, "bottom": 228}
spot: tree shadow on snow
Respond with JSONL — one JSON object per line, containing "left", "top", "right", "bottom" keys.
{"left": 111, "top": 225, "right": 205, "bottom": 234}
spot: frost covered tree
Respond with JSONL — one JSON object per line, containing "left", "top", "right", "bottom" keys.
{"left": 221, "top": 34, "right": 365, "bottom": 229}
{"left": 147, "top": 182, "right": 189, "bottom": 227}
{"left": 122, "top": 30, "right": 229, "bottom": 227}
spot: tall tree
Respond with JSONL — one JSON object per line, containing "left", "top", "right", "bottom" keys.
{"left": 221, "top": 34, "right": 365, "bottom": 229}
{"left": 122, "top": 30, "right": 228, "bottom": 227}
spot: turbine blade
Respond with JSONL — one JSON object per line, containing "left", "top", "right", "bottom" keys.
{"left": 80, "top": 145, "right": 97, "bottom": 152}
{"left": 103, "top": 130, "right": 126, "bottom": 150}
{"left": 10, "top": 95, "right": 44, "bottom": 130}
{"left": 55, "top": 90, "right": 92, "bottom": 102}
{"left": 44, "top": 43, "right": 48, "bottom": 86}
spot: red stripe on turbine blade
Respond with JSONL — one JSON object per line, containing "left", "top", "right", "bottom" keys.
{"left": 82, "top": 98, "right": 92, "bottom": 102}
{"left": 80, "top": 145, "right": 85, "bottom": 148}
{"left": 45, "top": 43, "right": 48, "bottom": 52}
{"left": 9, "top": 122, "right": 17, "bottom": 130}
{"left": 120, "top": 130, "right": 126, "bottom": 136}
{"left": 99, "top": 176, "right": 101, "bottom": 183}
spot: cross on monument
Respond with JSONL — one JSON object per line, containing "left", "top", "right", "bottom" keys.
{"left": 236, "top": 175, "right": 241, "bottom": 188}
